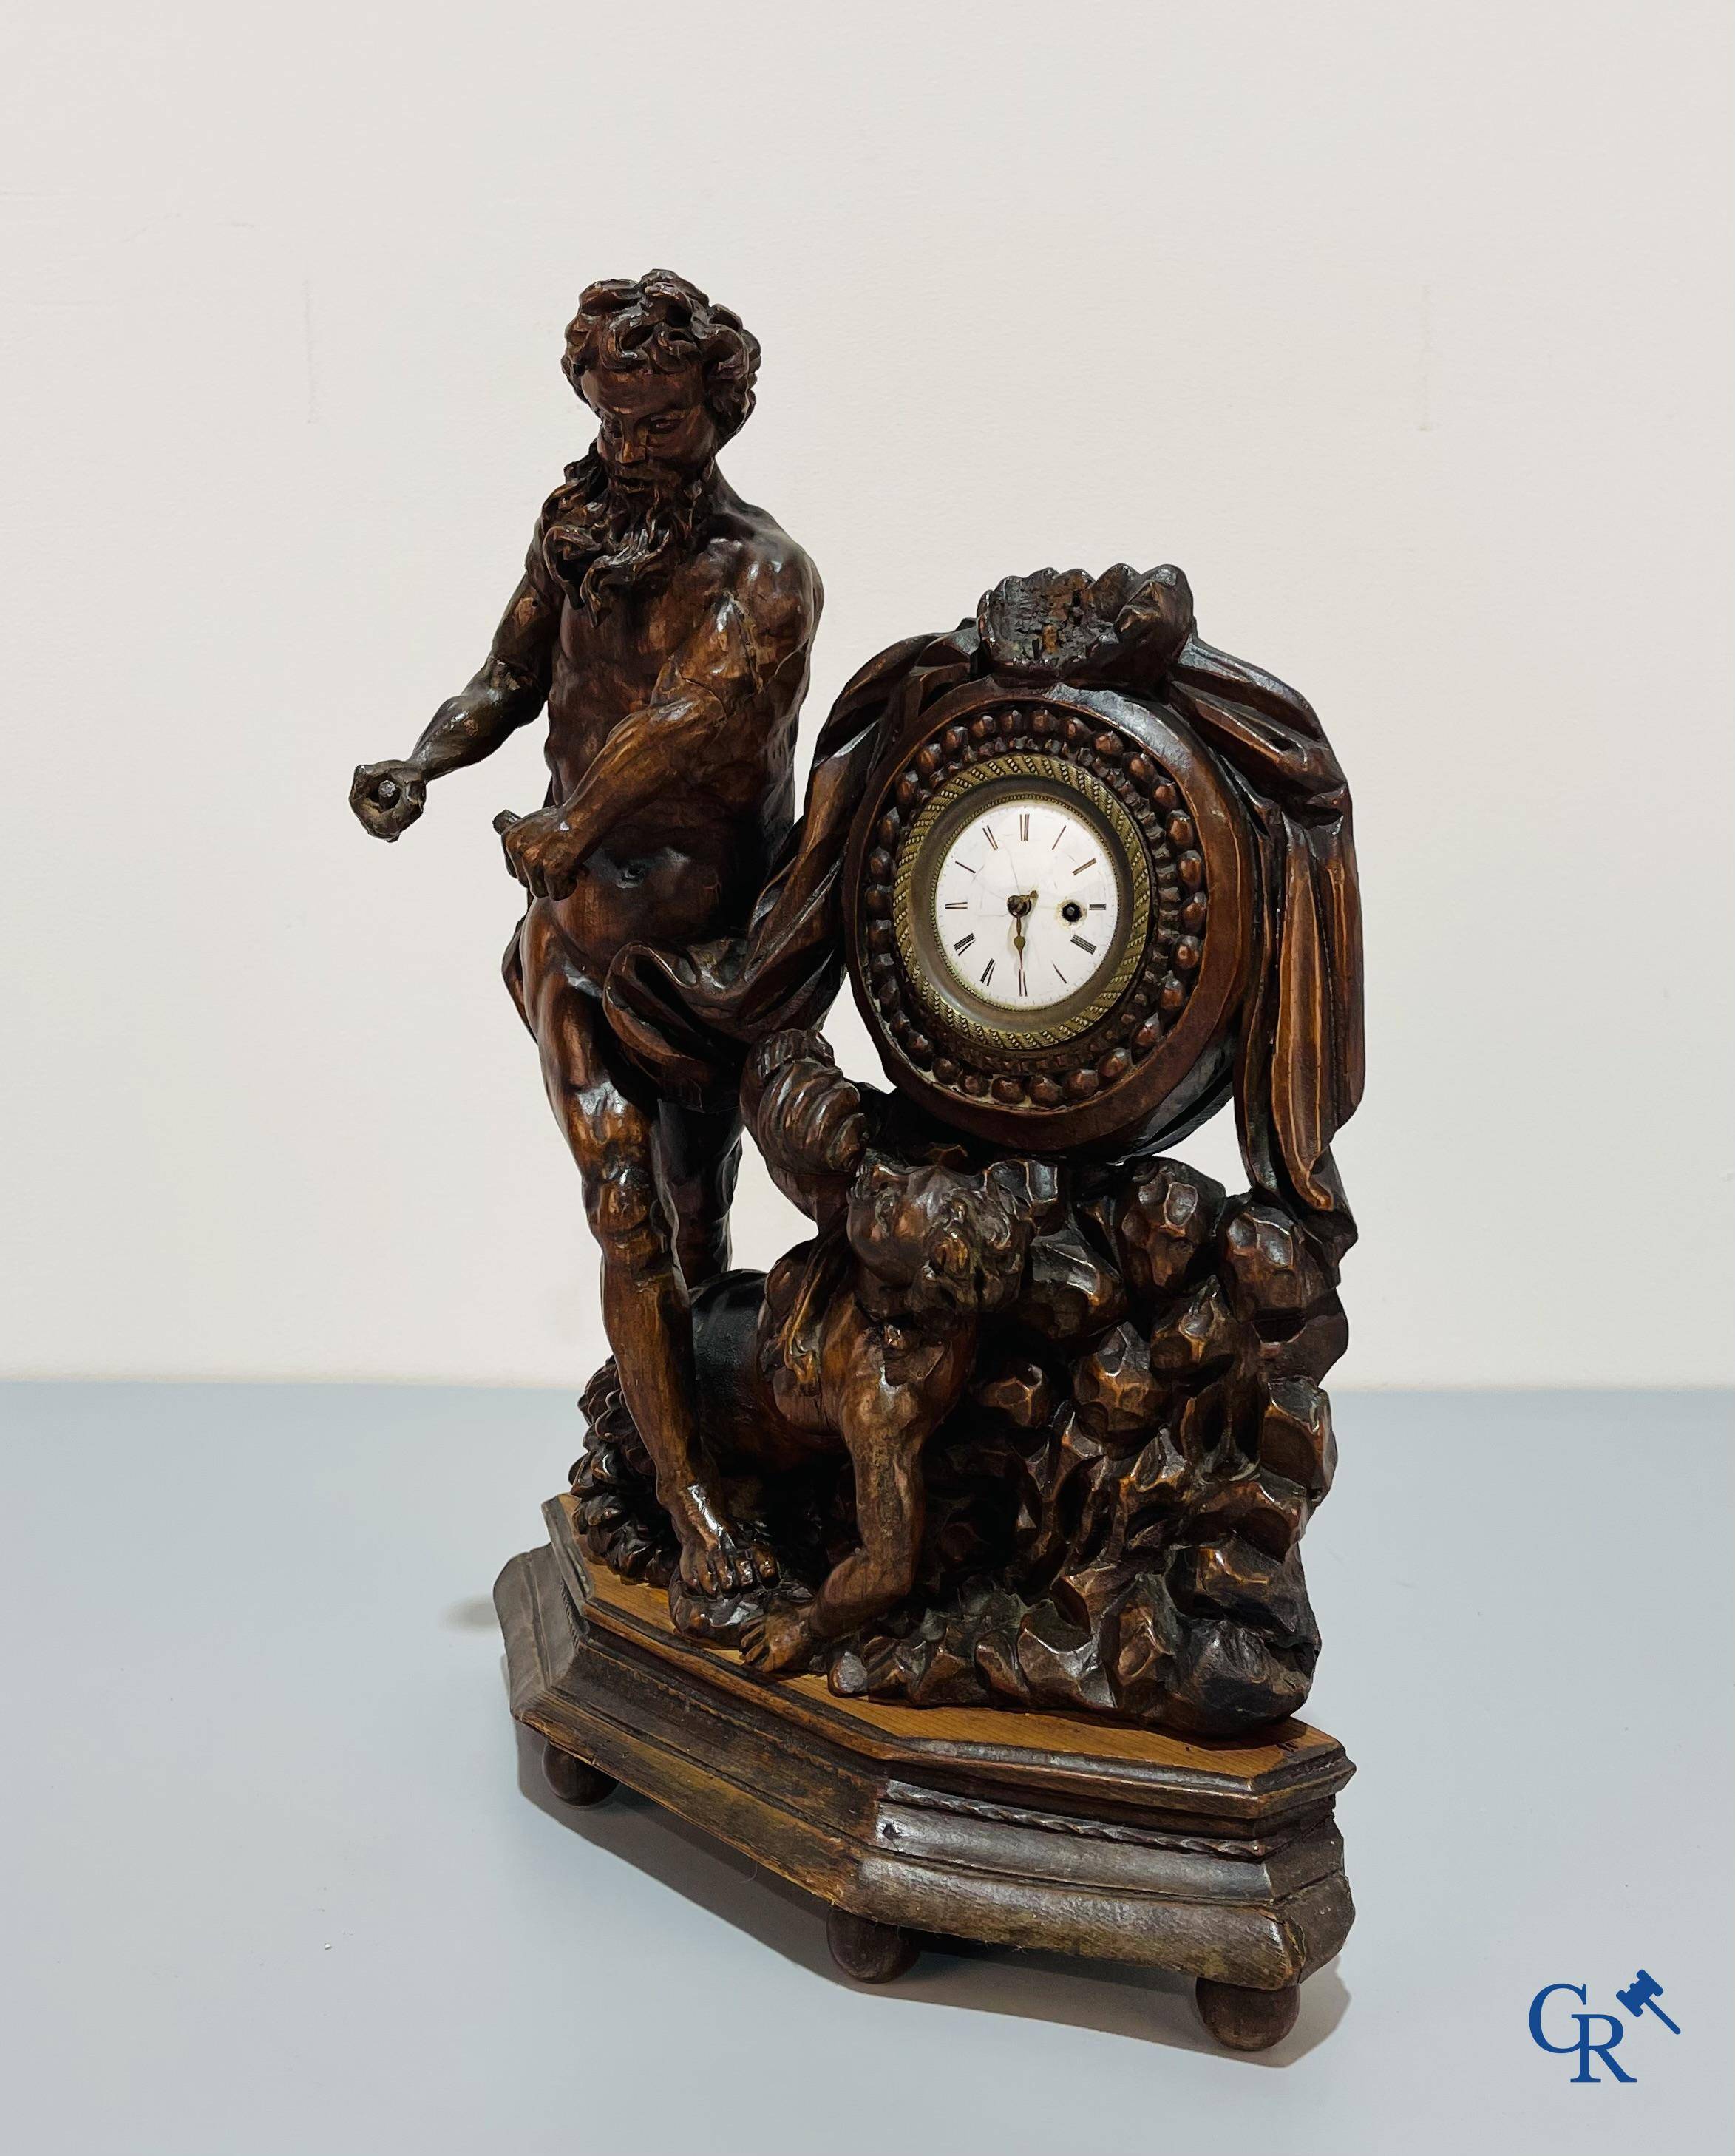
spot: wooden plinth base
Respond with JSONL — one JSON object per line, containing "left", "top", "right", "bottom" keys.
{"left": 495, "top": 1495, "right": 1354, "bottom": 2052}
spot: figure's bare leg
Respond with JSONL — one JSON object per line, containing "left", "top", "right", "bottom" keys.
{"left": 653, "top": 1098, "right": 743, "bottom": 1293}
{"left": 812, "top": 1426, "right": 927, "bottom": 1639}
{"left": 513, "top": 909, "right": 774, "bottom": 1596}
{"left": 743, "top": 1423, "right": 924, "bottom": 1672}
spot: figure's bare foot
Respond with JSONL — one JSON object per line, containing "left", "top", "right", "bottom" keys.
{"left": 740, "top": 1607, "right": 816, "bottom": 1674}
{"left": 666, "top": 1482, "right": 778, "bottom": 1596}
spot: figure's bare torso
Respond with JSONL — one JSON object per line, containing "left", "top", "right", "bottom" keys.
{"left": 538, "top": 485, "right": 818, "bottom": 982}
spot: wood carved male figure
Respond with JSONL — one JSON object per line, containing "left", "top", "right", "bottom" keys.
{"left": 350, "top": 271, "right": 821, "bottom": 1599}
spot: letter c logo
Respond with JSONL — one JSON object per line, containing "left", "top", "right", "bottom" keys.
{"left": 1529, "top": 1982, "right": 1589, "bottom": 2052}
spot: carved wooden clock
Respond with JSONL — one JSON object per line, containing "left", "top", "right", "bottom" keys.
{"left": 359, "top": 265, "right": 1367, "bottom": 2052}
{"left": 844, "top": 679, "right": 1251, "bottom": 1154}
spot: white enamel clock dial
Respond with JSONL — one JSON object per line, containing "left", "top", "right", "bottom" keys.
{"left": 931, "top": 793, "right": 1123, "bottom": 1012}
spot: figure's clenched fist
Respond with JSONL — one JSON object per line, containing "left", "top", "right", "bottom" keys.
{"left": 350, "top": 760, "right": 427, "bottom": 840}
{"left": 493, "top": 807, "right": 585, "bottom": 898}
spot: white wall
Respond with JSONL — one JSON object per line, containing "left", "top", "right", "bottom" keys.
{"left": 3, "top": 1, "right": 1731, "bottom": 1390}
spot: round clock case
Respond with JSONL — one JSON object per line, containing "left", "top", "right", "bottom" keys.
{"left": 843, "top": 679, "right": 1252, "bottom": 1156}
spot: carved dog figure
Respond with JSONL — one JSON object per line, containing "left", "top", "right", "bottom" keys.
{"left": 716, "top": 1033, "right": 1059, "bottom": 1671}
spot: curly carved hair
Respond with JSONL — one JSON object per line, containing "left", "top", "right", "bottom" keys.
{"left": 562, "top": 270, "right": 760, "bottom": 444}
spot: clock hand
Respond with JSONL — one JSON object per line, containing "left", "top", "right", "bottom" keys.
{"left": 1007, "top": 889, "right": 1036, "bottom": 993}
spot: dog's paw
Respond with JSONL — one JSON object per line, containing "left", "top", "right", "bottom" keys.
{"left": 739, "top": 1607, "right": 815, "bottom": 1674}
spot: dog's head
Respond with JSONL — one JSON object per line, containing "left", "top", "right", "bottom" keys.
{"left": 846, "top": 1153, "right": 1061, "bottom": 1319}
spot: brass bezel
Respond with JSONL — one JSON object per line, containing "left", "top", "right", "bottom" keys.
{"left": 892, "top": 753, "right": 1152, "bottom": 1052}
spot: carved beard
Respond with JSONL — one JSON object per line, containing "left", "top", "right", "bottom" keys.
{"left": 542, "top": 451, "right": 710, "bottom": 612}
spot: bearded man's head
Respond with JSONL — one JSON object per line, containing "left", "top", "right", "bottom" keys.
{"left": 563, "top": 269, "right": 759, "bottom": 451}
{"left": 542, "top": 271, "right": 761, "bottom": 609}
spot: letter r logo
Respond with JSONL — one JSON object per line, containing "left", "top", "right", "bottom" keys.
{"left": 1529, "top": 1983, "right": 1637, "bottom": 2084}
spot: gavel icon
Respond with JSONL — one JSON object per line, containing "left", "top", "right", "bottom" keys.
{"left": 1615, "top": 1968, "right": 1680, "bottom": 2033}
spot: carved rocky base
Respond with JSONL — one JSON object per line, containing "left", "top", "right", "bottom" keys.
{"left": 497, "top": 1494, "right": 1354, "bottom": 2052}
{"left": 571, "top": 1062, "right": 1350, "bottom": 1739}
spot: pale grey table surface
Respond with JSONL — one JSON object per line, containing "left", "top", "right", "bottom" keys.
{"left": 2, "top": 1383, "right": 1730, "bottom": 2156}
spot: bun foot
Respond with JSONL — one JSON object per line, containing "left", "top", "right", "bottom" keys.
{"left": 1195, "top": 1977, "right": 1300, "bottom": 2050}
{"left": 542, "top": 1740, "right": 617, "bottom": 1807}
{"left": 826, "top": 1905, "right": 918, "bottom": 1984}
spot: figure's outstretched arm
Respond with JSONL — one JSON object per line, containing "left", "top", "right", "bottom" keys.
{"left": 410, "top": 572, "right": 558, "bottom": 778}
{"left": 350, "top": 562, "right": 558, "bottom": 841}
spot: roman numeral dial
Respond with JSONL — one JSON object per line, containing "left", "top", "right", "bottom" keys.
{"left": 927, "top": 790, "right": 1126, "bottom": 1015}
